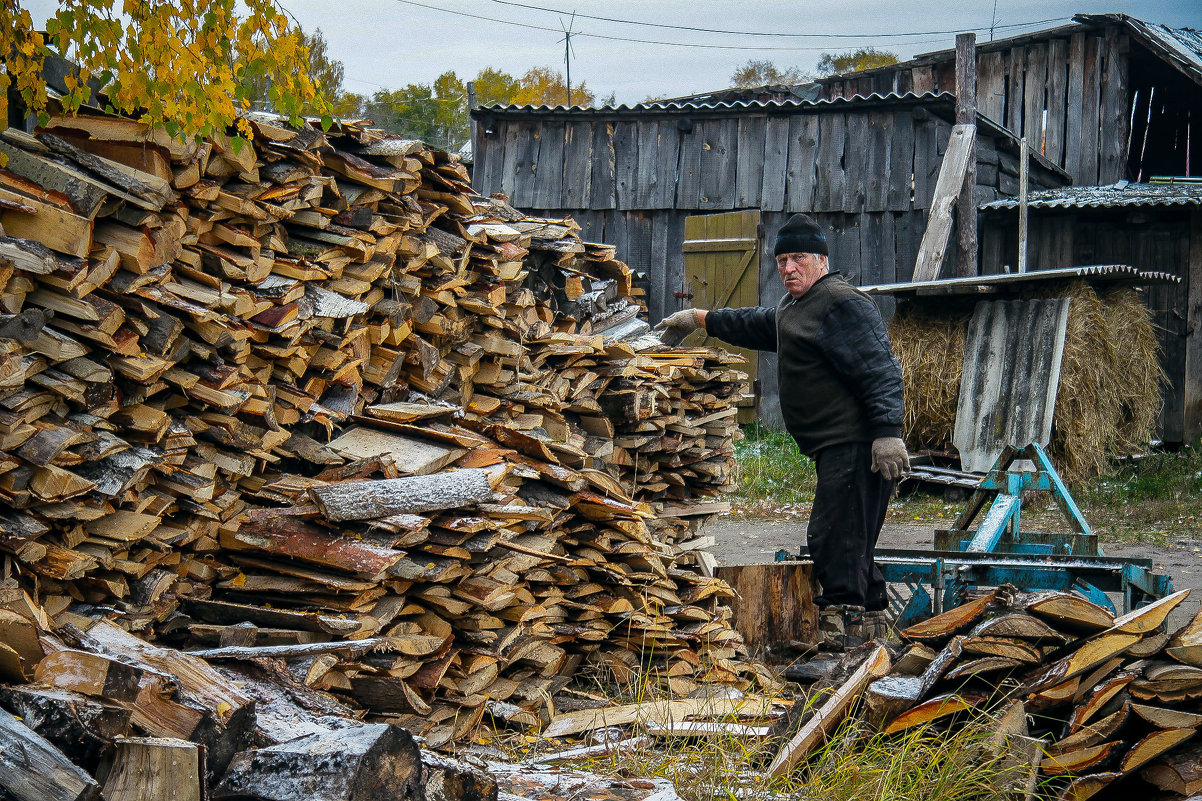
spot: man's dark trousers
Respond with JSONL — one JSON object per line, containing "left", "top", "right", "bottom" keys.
{"left": 803, "top": 441, "right": 893, "bottom": 611}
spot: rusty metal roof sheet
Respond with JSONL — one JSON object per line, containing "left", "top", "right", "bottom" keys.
{"left": 476, "top": 90, "right": 954, "bottom": 116}
{"left": 980, "top": 181, "right": 1202, "bottom": 211}
{"left": 862, "top": 265, "right": 1180, "bottom": 297}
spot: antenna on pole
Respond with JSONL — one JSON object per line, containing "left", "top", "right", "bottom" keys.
{"left": 559, "top": 13, "right": 577, "bottom": 107}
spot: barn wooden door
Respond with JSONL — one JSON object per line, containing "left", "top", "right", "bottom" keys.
{"left": 682, "top": 210, "right": 761, "bottom": 423}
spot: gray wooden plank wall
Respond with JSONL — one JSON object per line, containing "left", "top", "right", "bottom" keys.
{"left": 477, "top": 107, "right": 949, "bottom": 216}
{"left": 817, "top": 23, "right": 1131, "bottom": 184}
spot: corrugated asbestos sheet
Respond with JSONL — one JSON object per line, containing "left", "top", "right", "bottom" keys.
{"left": 953, "top": 298, "right": 1071, "bottom": 473}
{"left": 477, "top": 91, "right": 955, "bottom": 116}
{"left": 980, "top": 182, "right": 1202, "bottom": 211}
{"left": 862, "top": 264, "right": 1181, "bottom": 296}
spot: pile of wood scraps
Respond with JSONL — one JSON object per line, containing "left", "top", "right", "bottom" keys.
{"left": 766, "top": 586, "right": 1202, "bottom": 800}
{"left": 0, "top": 108, "right": 752, "bottom": 750}
{"left": 0, "top": 591, "right": 493, "bottom": 800}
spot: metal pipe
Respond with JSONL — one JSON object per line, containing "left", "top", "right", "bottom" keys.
{"left": 1018, "top": 136, "right": 1029, "bottom": 273}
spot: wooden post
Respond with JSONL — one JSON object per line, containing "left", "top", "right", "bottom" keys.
{"left": 1018, "top": 137, "right": 1030, "bottom": 273}
{"left": 956, "top": 32, "right": 979, "bottom": 277}
{"left": 1184, "top": 209, "right": 1202, "bottom": 440}
{"left": 467, "top": 81, "right": 477, "bottom": 172}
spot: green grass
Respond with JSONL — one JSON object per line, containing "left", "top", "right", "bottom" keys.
{"left": 791, "top": 717, "right": 1033, "bottom": 801}
{"left": 730, "top": 424, "right": 817, "bottom": 513}
{"left": 728, "top": 426, "right": 1202, "bottom": 542}
{"left": 534, "top": 710, "right": 1031, "bottom": 801}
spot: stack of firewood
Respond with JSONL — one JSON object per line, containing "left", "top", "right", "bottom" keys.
{"left": 0, "top": 595, "right": 495, "bottom": 800}
{"left": 769, "top": 586, "right": 1202, "bottom": 799}
{"left": 0, "top": 109, "right": 750, "bottom": 746}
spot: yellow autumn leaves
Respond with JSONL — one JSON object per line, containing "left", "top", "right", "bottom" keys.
{"left": 0, "top": 0, "right": 332, "bottom": 145}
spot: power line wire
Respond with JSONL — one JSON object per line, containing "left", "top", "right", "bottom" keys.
{"left": 489, "top": 0, "right": 1070, "bottom": 40}
{"left": 387, "top": 0, "right": 1000, "bottom": 50}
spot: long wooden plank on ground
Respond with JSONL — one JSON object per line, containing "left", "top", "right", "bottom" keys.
{"left": 542, "top": 696, "right": 784, "bottom": 739}
{"left": 912, "top": 123, "right": 976, "bottom": 282}
{"left": 768, "top": 645, "right": 892, "bottom": 777}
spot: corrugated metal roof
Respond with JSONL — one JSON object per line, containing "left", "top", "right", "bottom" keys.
{"left": 862, "top": 265, "right": 1180, "bottom": 297}
{"left": 980, "top": 181, "right": 1202, "bottom": 210}
{"left": 476, "top": 90, "right": 954, "bottom": 116}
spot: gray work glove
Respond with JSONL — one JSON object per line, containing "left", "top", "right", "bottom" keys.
{"left": 870, "top": 437, "right": 909, "bottom": 482}
{"left": 653, "top": 308, "right": 706, "bottom": 347}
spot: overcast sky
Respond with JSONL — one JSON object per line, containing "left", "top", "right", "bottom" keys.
{"left": 21, "top": 1, "right": 1202, "bottom": 104}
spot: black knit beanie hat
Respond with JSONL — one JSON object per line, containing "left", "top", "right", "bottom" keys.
{"left": 773, "top": 213, "right": 828, "bottom": 257}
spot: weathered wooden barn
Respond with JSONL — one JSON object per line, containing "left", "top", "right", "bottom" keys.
{"left": 471, "top": 92, "right": 1064, "bottom": 324}
{"left": 817, "top": 14, "right": 1202, "bottom": 186}
{"left": 470, "top": 12, "right": 1202, "bottom": 439}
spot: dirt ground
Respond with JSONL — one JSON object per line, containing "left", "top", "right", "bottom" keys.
{"left": 702, "top": 515, "right": 1202, "bottom": 628}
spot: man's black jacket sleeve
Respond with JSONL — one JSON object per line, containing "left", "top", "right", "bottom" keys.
{"left": 703, "top": 306, "right": 777, "bottom": 352}
{"left": 819, "top": 296, "right": 904, "bottom": 440}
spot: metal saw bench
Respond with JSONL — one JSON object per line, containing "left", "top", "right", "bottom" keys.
{"left": 780, "top": 442, "right": 1173, "bottom": 628}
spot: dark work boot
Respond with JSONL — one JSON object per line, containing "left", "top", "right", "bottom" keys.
{"left": 819, "top": 605, "right": 866, "bottom": 652}
{"left": 863, "top": 610, "right": 893, "bottom": 642}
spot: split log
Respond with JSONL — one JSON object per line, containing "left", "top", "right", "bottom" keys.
{"left": 1120, "top": 727, "right": 1196, "bottom": 773}
{"left": 882, "top": 693, "right": 983, "bottom": 735}
{"left": 308, "top": 469, "right": 493, "bottom": 522}
{"left": 101, "top": 737, "right": 202, "bottom": 801}
{"left": 1024, "top": 591, "right": 1115, "bottom": 633}
{"left": 1056, "top": 772, "right": 1120, "bottom": 801}
{"left": 1143, "top": 741, "right": 1202, "bottom": 794}
{"left": 0, "top": 685, "right": 131, "bottom": 773}
{"left": 421, "top": 748, "right": 498, "bottom": 801}
{"left": 0, "top": 707, "right": 100, "bottom": 801}
{"left": 214, "top": 723, "right": 424, "bottom": 801}
{"left": 899, "top": 592, "right": 993, "bottom": 640}
{"left": 1111, "top": 588, "right": 1190, "bottom": 634}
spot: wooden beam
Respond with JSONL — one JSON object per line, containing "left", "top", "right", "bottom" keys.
{"left": 955, "top": 32, "right": 978, "bottom": 278}
{"left": 912, "top": 124, "right": 976, "bottom": 282}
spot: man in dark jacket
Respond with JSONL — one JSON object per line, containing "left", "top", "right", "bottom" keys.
{"left": 655, "top": 213, "right": 907, "bottom": 650}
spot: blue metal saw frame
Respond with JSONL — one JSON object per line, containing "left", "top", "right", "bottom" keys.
{"left": 777, "top": 443, "right": 1173, "bottom": 627}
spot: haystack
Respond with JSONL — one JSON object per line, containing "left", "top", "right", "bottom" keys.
{"left": 888, "top": 281, "right": 1163, "bottom": 482}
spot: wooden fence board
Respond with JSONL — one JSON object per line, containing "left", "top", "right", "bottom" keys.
{"left": 1079, "top": 35, "right": 1103, "bottom": 185}
{"left": 589, "top": 121, "right": 616, "bottom": 210}
{"left": 785, "top": 114, "right": 819, "bottom": 212}
{"left": 561, "top": 121, "right": 593, "bottom": 208}
{"left": 1045, "top": 38, "right": 1069, "bottom": 168}
{"left": 613, "top": 120, "right": 639, "bottom": 211}
{"left": 760, "top": 116, "right": 789, "bottom": 212}
{"left": 652, "top": 122, "right": 681, "bottom": 209}
{"left": 699, "top": 118, "right": 737, "bottom": 211}
{"left": 531, "top": 121, "right": 564, "bottom": 210}
{"left": 735, "top": 116, "right": 766, "bottom": 209}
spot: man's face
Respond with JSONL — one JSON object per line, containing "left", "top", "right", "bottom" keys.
{"left": 776, "top": 252, "right": 828, "bottom": 298}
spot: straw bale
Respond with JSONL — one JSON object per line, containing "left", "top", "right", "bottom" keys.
{"left": 888, "top": 281, "right": 1163, "bottom": 482}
